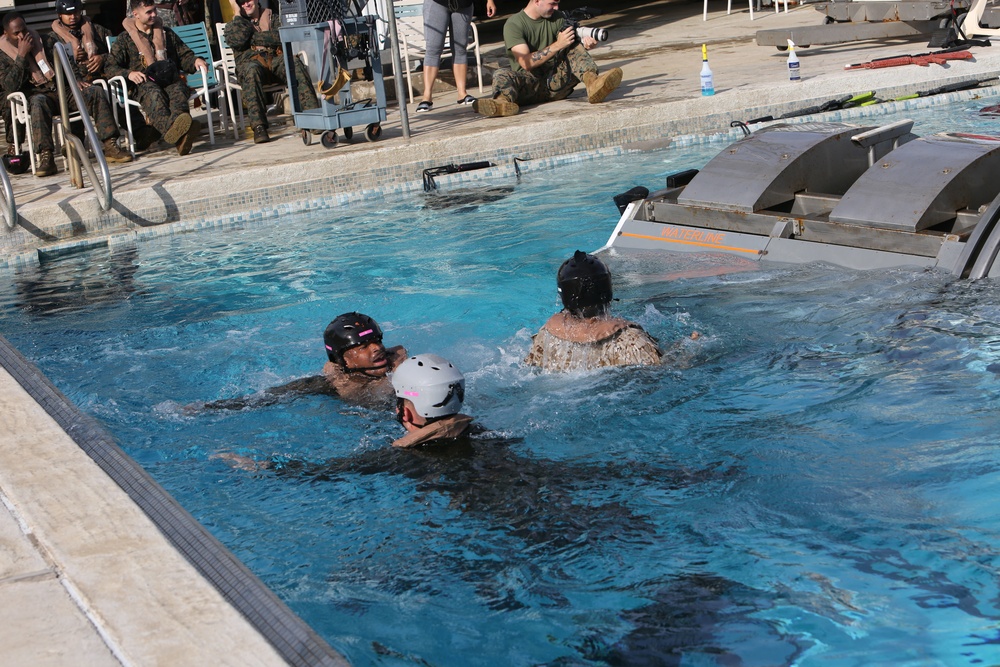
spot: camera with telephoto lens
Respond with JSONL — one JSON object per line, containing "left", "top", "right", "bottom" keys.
{"left": 562, "top": 7, "right": 609, "bottom": 44}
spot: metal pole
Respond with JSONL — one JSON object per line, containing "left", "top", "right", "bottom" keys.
{"left": 53, "top": 50, "right": 83, "bottom": 188}
{"left": 383, "top": 0, "right": 410, "bottom": 139}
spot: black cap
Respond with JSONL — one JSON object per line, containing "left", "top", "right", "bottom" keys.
{"left": 557, "top": 250, "right": 613, "bottom": 318}
{"left": 323, "top": 312, "right": 383, "bottom": 365}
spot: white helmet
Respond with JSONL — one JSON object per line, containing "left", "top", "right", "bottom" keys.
{"left": 391, "top": 354, "right": 465, "bottom": 419}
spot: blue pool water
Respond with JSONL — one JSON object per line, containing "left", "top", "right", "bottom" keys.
{"left": 4, "top": 99, "right": 1000, "bottom": 665}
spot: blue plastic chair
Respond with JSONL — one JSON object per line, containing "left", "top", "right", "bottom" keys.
{"left": 171, "top": 22, "right": 226, "bottom": 145}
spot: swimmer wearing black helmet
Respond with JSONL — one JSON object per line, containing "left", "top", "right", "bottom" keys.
{"left": 525, "top": 250, "right": 673, "bottom": 371}
{"left": 199, "top": 312, "right": 406, "bottom": 410}
{"left": 321, "top": 312, "right": 408, "bottom": 404}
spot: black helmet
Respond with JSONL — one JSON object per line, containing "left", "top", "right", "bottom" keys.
{"left": 55, "top": 0, "right": 82, "bottom": 14}
{"left": 323, "top": 312, "right": 383, "bottom": 364}
{"left": 557, "top": 250, "right": 613, "bottom": 318}
{"left": 2, "top": 152, "right": 30, "bottom": 175}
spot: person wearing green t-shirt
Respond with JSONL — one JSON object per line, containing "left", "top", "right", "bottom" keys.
{"left": 472, "top": 0, "right": 622, "bottom": 117}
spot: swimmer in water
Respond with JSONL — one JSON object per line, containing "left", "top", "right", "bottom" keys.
{"left": 390, "top": 354, "right": 475, "bottom": 448}
{"left": 320, "top": 311, "right": 408, "bottom": 405}
{"left": 525, "top": 250, "right": 664, "bottom": 372}
{"left": 200, "top": 312, "right": 407, "bottom": 410}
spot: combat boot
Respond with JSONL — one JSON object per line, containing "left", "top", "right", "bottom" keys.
{"left": 163, "top": 112, "right": 193, "bottom": 145}
{"left": 176, "top": 119, "right": 201, "bottom": 156}
{"left": 252, "top": 124, "right": 270, "bottom": 144}
{"left": 472, "top": 95, "right": 519, "bottom": 118}
{"left": 582, "top": 67, "right": 623, "bottom": 104}
{"left": 102, "top": 138, "right": 133, "bottom": 164}
{"left": 35, "top": 150, "right": 56, "bottom": 177}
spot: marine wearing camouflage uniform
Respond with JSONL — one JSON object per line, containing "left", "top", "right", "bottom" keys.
{"left": 492, "top": 41, "right": 595, "bottom": 107}
{"left": 224, "top": 11, "right": 318, "bottom": 133}
{"left": 524, "top": 314, "right": 662, "bottom": 372}
{"left": 104, "top": 25, "right": 198, "bottom": 141}
{"left": 0, "top": 43, "right": 123, "bottom": 159}
{"left": 494, "top": 9, "right": 598, "bottom": 106}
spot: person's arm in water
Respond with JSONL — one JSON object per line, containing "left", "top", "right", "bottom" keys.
{"left": 198, "top": 374, "right": 338, "bottom": 411}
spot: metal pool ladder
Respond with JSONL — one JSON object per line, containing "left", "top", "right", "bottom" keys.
{"left": 52, "top": 42, "right": 113, "bottom": 212}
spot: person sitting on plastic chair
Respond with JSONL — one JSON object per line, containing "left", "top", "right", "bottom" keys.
{"left": 105, "top": 0, "right": 208, "bottom": 156}
{"left": 224, "top": 0, "right": 318, "bottom": 144}
{"left": 0, "top": 11, "right": 132, "bottom": 177}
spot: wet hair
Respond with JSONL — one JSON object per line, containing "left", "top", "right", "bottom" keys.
{"left": 2, "top": 12, "right": 25, "bottom": 32}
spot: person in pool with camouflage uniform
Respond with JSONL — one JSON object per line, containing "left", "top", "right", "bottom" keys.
{"left": 105, "top": 0, "right": 207, "bottom": 156}
{"left": 224, "top": 0, "right": 318, "bottom": 144}
{"left": 0, "top": 11, "right": 132, "bottom": 176}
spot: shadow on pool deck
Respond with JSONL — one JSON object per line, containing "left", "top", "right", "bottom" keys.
{"left": 3, "top": 0, "right": 1000, "bottom": 664}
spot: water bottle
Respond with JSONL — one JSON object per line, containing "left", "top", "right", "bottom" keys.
{"left": 700, "top": 44, "right": 715, "bottom": 96}
{"left": 787, "top": 39, "right": 800, "bottom": 82}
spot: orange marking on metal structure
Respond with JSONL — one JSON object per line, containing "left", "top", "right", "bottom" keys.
{"left": 620, "top": 231, "right": 763, "bottom": 255}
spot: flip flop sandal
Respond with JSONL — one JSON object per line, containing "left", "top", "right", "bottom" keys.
{"left": 416, "top": 100, "right": 433, "bottom": 112}
{"left": 457, "top": 95, "right": 476, "bottom": 105}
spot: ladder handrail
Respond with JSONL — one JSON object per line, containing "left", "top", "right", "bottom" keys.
{"left": 52, "top": 42, "right": 112, "bottom": 211}
{"left": 0, "top": 152, "right": 15, "bottom": 230}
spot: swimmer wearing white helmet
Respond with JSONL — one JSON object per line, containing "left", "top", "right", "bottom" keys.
{"left": 525, "top": 250, "right": 664, "bottom": 372}
{"left": 390, "top": 354, "right": 474, "bottom": 448}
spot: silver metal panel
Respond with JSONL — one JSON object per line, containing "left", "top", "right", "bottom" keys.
{"left": 677, "top": 123, "right": 874, "bottom": 213}
{"left": 830, "top": 134, "right": 1000, "bottom": 232}
{"left": 764, "top": 237, "right": 938, "bottom": 270}
{"left": 610, "top": 218, "right": 768, "bottom": 259}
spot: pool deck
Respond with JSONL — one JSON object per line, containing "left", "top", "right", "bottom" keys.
{"left": 3, "top": 0, "right": 1000, "bottom": 664}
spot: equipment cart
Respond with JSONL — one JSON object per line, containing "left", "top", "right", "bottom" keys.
{"left": 279, "top": 15, "right": 387, "bottom": 148}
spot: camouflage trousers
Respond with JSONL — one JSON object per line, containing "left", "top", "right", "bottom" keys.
{"left": 491, "top": 43, "right": 598, "bottom": 107}
{"left": 235, "top": 52, "right": 318, "bottom": 128}
{"left": 134, "top": 79, "right": 192, "bottom": 136}
{"left": 28, "top": 85, "right": 119, "bottom": 153}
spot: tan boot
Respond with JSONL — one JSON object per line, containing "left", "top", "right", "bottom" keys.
{"left": 582, "top": 67, "right": 623, "bottom": 104}
{"left": 176, "top": 119, "right": 201, "bottom": 156}
{"left": 34, "top": 150, "right": 56, "bottom": 177}
{"left": 163, "top": 112, "right": 192, "bottom": 145}
{"left": 472, "top": 95, "right": 519, "bottom": 118}
{"left": 102, "top": 138, "right": 133, "bottom": 164}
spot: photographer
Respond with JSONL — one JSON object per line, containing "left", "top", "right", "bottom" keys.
{"left": 473, "top": 0, "right": 621, "bottom": 117}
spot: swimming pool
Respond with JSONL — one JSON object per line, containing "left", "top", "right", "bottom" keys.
{"left": 3, "top": 99, "right": 1000, "bottom": 665}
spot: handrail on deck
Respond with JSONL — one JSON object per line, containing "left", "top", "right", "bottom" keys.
{"left": 0, "top": 155, "right": 15, "bottom": 230}
{"left": 52, "top": 42, "right": 113, "bottom": 211}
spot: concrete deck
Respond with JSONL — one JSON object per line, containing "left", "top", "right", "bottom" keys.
{"left": 2, "top": 0, "right": 1000, "bottom": 664}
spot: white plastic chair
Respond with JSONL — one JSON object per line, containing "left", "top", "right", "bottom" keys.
{"left": 7, "top": 83, "right": 108, "bottom": 173}
{"left": 8, "top": 92, "right": 36, "bottom": 173}
{"left": 704, "top": 0, "right": 784, "bottom": 20}
{"left": 392, "top": 0, "right": 483, "bottom": 103}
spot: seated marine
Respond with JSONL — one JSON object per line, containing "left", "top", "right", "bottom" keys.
{"left": 105, "top": 0, "right": 208, "bottom": 156}
{"left": 200, "top": 312, "right": 407, "bottom": 410}
{"left": 0, "top": 11, "right": 132, "bottom": 176}
{"left": 390, "top": 353, "right": 475, "bottom": 448}
{"left": 524, "top": 250, "right": 662, "bottom": 372}
{"left": 224, "top": 0, "right": 318, "bottom": 144}
{"left": 473, "top": 0, "right": 622, "bottom": 118}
